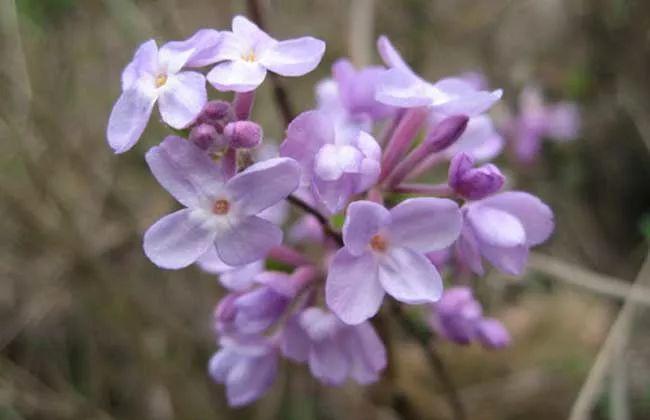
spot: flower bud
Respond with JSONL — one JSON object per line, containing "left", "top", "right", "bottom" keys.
{"left": 448, "top": 153, "right": 504, "bottom": 200}
{"left": 425, "top": 115, "right": 469, "bottom": 153}
{"left": 189, "top": 123, "right": 222, "bottom": 150}
{"left": 431, "top": 287, "right": 483, "bottom": 345}
{"left": 476, "top": 318, "right": 511, "bottom": 350}
{"left": 196, "top": 100, "right": 233, "bottom": 131}
{"left": 224, "top": 120, "right": 263, "bottom": 149}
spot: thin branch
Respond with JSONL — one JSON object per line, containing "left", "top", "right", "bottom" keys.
{"left": 286, "top": 194, "right": 342, "bottom": 246}
{"left": 391, "top": 302, "right": 466, "bottom": 420}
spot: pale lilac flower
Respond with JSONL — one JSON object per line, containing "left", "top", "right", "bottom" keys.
{"left": 215, "top": 267, "right": 315, "bottom": 335}
{"left": 326, "top": 198, "right": 462, "bottom": 324}
{"left": 456, "top": 192, "right": 554, "bottom": 276}
{"left": 282, "top": 307, "right": 386, "bottom": 385}
{"left": 280, "top": 111, "right": 381, "bottom": 214}
{"left": 510, "top": 87, "right": 580, "bottom": 163}
{"left": 196, "top": 247, "right": 263, "bottom": 291}
{"left": 143, "top": 136, "right": 300, "bottom": 268}
{"left": 107, "top": 40, "right": 208, "bottom": 153}
{"left": 289, "top": 215, "right": 324, "bottom": 244}
{"left": 158, "top": 29, "right": 223, "bottom": 68}
{"left": 206, "top": 15, "right": 325, "bottom": 92}
{"left": 448, "top": 153, "right": 505, "bottom": 200}
{"left": 375, "top": 36, "right": 502, "bottom": 117}
{"left": 209, "top": 335, "right": 278, "bottom": 407}
{"left": 429, "top": 287, "right": 511, "bottom": 349}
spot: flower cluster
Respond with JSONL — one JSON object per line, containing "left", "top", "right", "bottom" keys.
{"left": 107, "top": 15, "right": 576, "bottom": 407}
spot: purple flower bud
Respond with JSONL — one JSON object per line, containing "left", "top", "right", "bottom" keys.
{"left": 475, "top": 318, "right": 511, "bottom": 350}
{"left": 196, "top": 100, "right": 233, "bottom": 131}
{"left": 448, "top": 153, "right": 504, "bottom": 200}
{"left": 189, "top": 123, "right": 223, "bottom": 150}
{"left": 430, "top": 287, "right": 482, "bottom": 345}
{"left": 426, "top": 115, "right": 470, "bottom": 153}
{"left": 224, "top": 120, "right": 263, "bottom": 149}
{"left": 214, "top": 293, "right": 239, "bottom": 329}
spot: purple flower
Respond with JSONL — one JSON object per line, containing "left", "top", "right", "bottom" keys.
{"left": 429, "top": 287, "right": 511, "bottom": 349}
{"left": 209, "top": 335, "right": 278, "bottom": 407}
{"left": 375, "top": 36, "right": 502, "bottom": 117}
{"left": 326, "top": 198, "right": 462, "bottom": 324}
{"left": 107, "top": 40, "right": 208, "bottom": 153}
{"left": 510, "top": 87, "right": 580, "bottom": 163}
{"left": 456, "top": 192, "right": 554, "bottom": 276}
{"left": 282, "top": 307, "right": 386, "bottom": 385}
{"left": 143, "top": 136, "right": 300, "bottom": 268}
{"left": 280, "top": 111, "right": 381, "bottom": 214}
{"left": 448, "top": 153, "right": 505, "bottom": 200}
{"left": 216, "top": 267, "right": 316, "bottom": 335}
{"left": 206, "top": 16, "right": 325, "bottom": 92}
{"left": 430, "top": 287, "right": 483, "bottom": 345}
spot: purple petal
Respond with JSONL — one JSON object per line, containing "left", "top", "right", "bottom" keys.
{"left": 387, "top": 198, "right": 462, "bottom": 253}
{"left": 376, "top": 35, "right": 413, "bottom": 75}
{"left": 313, "top": 144, "right": 363, "bottom": 181}
{"left": 378, "top": 247, "right": 442, "bottom": 304}
{"left": 208, "top": 348, "right": 239, "bottom": 383}
{"left": 466, "top": 204, "right": 526, "bottom": 248}
{"left": 196, "top": 246, "right": 231, "bottom": 274}
{"left": 121, "top": 39, "right": 158, "bottom": 91}
{"left": 160, "top": 29, "right": 222, "bottom": 68}
{"left": 431, "top": 78, "right": 502, "bottom": 117}
{"left": 312, "top": 175, "right": 355, "bottom": 214}
{"left": 261, "top": 37, "right": 325, "bottom": 76}
{"left": 215, "top": 216, "right": 282, "bottom": 266}
{"left": 546, "top": 103, "right": 580, "bottom": 141}
{"left": 476, "top": 318, "right": 511, "bottom": 349}
{"left": 480, "top": 242, "right": 529, "bottom": 276}
{"left": 309, "top": 337, "right": 349, "bottom": 386}
{"left": 375, "top": 68, "right": 433, "bottom": 108}
{"left": 326, "top": 249, "right": 384, "bottom": 325}
{"left": 225, "top": 352, "right": 277, "bottom": 407}
{"left": 207, "top": 60, "right": 267, "bottom": 92}
{"left": 196, "top": 247, "right": 264, "bottom": 291}
{"left": 281, "top": 315, "right": 311, "bottom": 363}
{"left": 158, "top": 71, "right": 207, "bottom": 129}
{"left": 231, "top": 15, "right": 275, "bottom": 46}
{"left": 342, "top": 200, "right": 391, "bottom": 256}
{"left": 443, "top": 115, "right": 504, "bottom": 161}
{"left": 455, "top": 223, "right": 485, "bottom": 275}
{"left": 280, "top": 111, "right": 334, "bottom": 185}
{"left": 227, "top": 157, "right": 301, "bottom": 216}
{"left": 480, "top": 192, "right": 554, "bottom": 246}
{"left": 342, "top": 323, "right": 386, "bottom": 384}
{"left": 143, "top": 209, "right": 217, "bottom": 269}
{"left": 107, "top": 83, "right": 157, "bottom": 153}
{"left": 145, "top": 135, "right": 226, "bottom": 206}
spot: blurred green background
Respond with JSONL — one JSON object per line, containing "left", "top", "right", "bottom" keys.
{"left": 1, "top": 0, "right": 649, "bottom": 419}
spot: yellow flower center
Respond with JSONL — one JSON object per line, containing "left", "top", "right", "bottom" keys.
{"left": 212, "top": 199, "right": 230, "bottom": 215}
{"left": 370, "top": 234, "right": 388, "bottom": 252}
{"left": 155, "top": 74, "right": 168, "bottom": 88}
{"left": 241, "top": 51, "right": 256, "bottom": 62}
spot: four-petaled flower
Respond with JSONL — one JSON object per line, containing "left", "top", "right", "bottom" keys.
{"left": 107, "top": 40, "right": 209, "bottom": 153}
{"left": 143, "top": 136, "right": 300, "bottom": 268}
{"left": 326, "top": 198, "right": 462, "bottom": 324}
{"left": 206, "top": 15, "right": 325, "bottom": 92}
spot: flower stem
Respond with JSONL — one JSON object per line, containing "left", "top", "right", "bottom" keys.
{"left": 286, "top": 195, "right": 343, "bottom": 246}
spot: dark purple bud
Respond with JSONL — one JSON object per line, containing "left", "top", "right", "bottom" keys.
{"left": 196, "top": 100, "right": 233, "bottom": 131}
{"left": 224, "top": 120, "right": 263, "bottom": 149}
{"left": 475, "top": 318, "right": 511, "bottom": 350}
{"left": 448, "top": 153, "right": 505, "bottom": 200}
{"left": 189, "top": 123, "right": 222, "bottom": 150}
{"left": 425, "top": 115, "right": 469, "bottom": 153}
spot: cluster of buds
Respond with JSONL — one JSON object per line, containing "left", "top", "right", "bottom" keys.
{"left": 107, "top": 15, "right": 576, "bottom": 407}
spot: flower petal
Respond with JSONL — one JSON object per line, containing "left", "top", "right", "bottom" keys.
{"left": 375, "top": 68, "right": 433, "bottom": 108}
{"left": 225, "top": 352, "right": 277, "bottom": 407}
{"left": 227, "top": 157, "right": 301, "bottom": 216}
{"left": 455, "top": 223, "right": 484, "bottom": 276}
{"left": 479, "top": 192, "right": 554, "bottom": 246}
{"left": 342, "top": 200, "right": 391, "bottom": 256}
{"left": 378, "top": 247, "right": 443, "bottom": 304}
{"left": 143, "top": 209, "right": 217, "bottom": 269}
{"left": 158, "top": 71, "right": 207, "bottom": 129}
{"left": 480, "top": 242, "right": 529, "bottom": 276}
{"left": 107, "top": 83, "right": 157, "bottom": 153}
{"left": 280, "top": 111, "right": 334, "bottom": 185}
{"left": 281, "top": 315, "right": 311, "bottom": 363}
{"left": 313, "top": 144, "right": 363, "bottom": 181}
{"left": 342, "top": 323, "right": 386, "bottom": 384}
{"left": 260, "top": 37, "right": 325, "bottom": 76}
{"left": 121, "top": 39, "right": 158, "bottom": 91}
{"left": 309, "top": 337, "right": 349, "bottom": 386}
{"left": 466, "top": 204, "right": 526, "bottom": 247}
{"left": 232, "top": 15, "right": 275, "bottom": 46}
{"left": 215, "top": 216, "right": 282, "bottom": 266}
{"left": 387, "top": 198, "right": 462, "bottom": 252}
{"left": 443, "top": 115, "right": 504, "bottom": 162}
{"left": 207, "top": 60, "right": 267, "bottom": 92}
{"left": 160, "top": 29, "right": 222, "bottom": 68}
{"left": 326, "top": 249, "right": 384, "bottom": 325}
{"left": 376, "top": 35, "right": 413, "bottom": 75}
{"left": 145, "top": 135, "right": 226, "bottom": 206}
